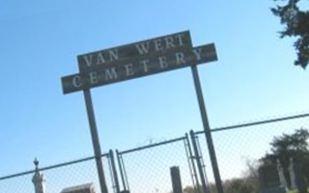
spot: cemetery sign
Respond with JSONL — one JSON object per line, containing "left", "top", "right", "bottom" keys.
{"left": 62, "top": 43, "right": 217, "bottom": 93}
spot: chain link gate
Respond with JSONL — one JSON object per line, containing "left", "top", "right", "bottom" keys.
{"left": 115, "top": 136, "right": 200, "bottom": 193}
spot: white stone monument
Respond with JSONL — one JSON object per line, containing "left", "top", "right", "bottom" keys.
{"left": 277, "top": 159, "right": 288, "bottom": 189}
{"left": 289, "top": 158, "right": 297, "bottom": 189}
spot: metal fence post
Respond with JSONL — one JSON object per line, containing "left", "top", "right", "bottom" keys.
{"left": 190, "top": 130, "right": 209, "bottom": 193}
{"left": 109, "top": 150, "right": 120, "bottom": 193}
{"left": 116, "top": 150, "right": 127, "bottom": 191}
{"left": 185, "top": 133, "right": 202, "bottom": 193}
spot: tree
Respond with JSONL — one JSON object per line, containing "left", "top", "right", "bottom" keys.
{"left": 182, "top": 160, "right": 260, "bottom": 193}
{"left": 242, "top": 159, "right": 260, "bottom": 192}
{"left": 224, "top": 178, "right": 258, "bottom": 193}
{"left": 261, "top": 128, "right": 309, "bottom": 189}
{"left": 272, "top": 0, "right": 309, "bottom": 68}
{"left": 183, "top": 178, "right": 258, "bottom": 193}
{"left": 183, "top": 184, "right": 216, "bottom": 193}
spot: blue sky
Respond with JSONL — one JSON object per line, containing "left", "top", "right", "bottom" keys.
{"left": 0, "top": 0, "right": 309, "bottom": 182}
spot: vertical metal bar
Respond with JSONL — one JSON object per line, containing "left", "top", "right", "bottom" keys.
{"left": 183, "top": 137, "right": 197, "bottom": 188}
{"left": 83, "top": 89, "right": 108, "bottom": 193}
{"left": 120, "top": 154, "right": 130, "bottom": 191}
{"left": 107, "top": 153, "right": 116, "bottom": 193}
{"left": 190, "top": 65, "right": 224, "bottom": 193}
{"left": 185, "top": 134, "right": 202, "bottom": 193}
{"left": 196, "top": 136, "right": 210, "bottom": 188}
{"left": 190, "top": 130, "right": 208, "bottom": 193}
{"left": 109, "top": 150, "right": 120, "bottom": 193}
{"left": 116, "top": 150, "right": 127, "bottom": 191}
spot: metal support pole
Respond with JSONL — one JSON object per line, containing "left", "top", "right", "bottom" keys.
{"left": 109, "top": 150, "right": 120, "bottom": 193}
{"left": 190, "top": 65, "right": 224, "bottom": 193}
{"left": 190, "top": 130, "right": 208, "bottom": 193}
{"left": 83, "top": 89, "right": 108, "bottom": 193}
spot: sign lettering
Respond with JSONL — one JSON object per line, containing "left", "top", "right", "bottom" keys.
{"left": 62, "top": 44, "right": 217, "bottom": 94}
{"left": 77, "top": 31, "right": 192, "bottom": 72}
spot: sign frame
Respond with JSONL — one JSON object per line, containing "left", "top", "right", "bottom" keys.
{"left": 62, "top": 44, "right": 217, "bottom": 94}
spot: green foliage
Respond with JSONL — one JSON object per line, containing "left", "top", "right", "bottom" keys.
{"left": 272, "top": 0, "right": 309, "bottom": 68}
{"left": 224, "top": 178, "right": 258, "bottom": 193}
{"left": 263, "top": 128, "right": 309, "bottom": 163}
{"left": 271, "top": 128, "right": 309, "bottom": 155}
{"left": 287, "top": 190, "right": 298, "bottom": 193}
{"left": 183, "top": 184, "right": 217, "bottom": 193}
{"left": 261, "top": 128, "right": 309, "bottom": 189}
{"left": 183, "top": 175, "right": 259, "bottom": 193}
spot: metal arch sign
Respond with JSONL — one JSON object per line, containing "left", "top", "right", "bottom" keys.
{"left": 61, "top": 31, "right": 218, "bottom": 94}
{"left": 61, "top": 44, "right": 217, "bottom": 94}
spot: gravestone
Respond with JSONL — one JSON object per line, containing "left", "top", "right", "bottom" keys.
{"left": 277, "top": 160, "right": 288, "bottom": 189}
{"left": 258, "top": 163, "right": 287, "bottom": 193}
{"left": 60, "top": 183, "right": 96, "bottom": 193}
{"left": 170, "top": 166, "right": 183, "bottom": 193}
{"left": 289, "top": 158, "right": 297, "bottom": 189}
{"left": 292, "top": 158, "right": 308, "bottom": 193}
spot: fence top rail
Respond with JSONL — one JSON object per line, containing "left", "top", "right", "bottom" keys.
{"left": 0, "top": 153, "right": 108, "bottom": 181}
{"left": 195, "top": 113, "right": 309, "bottom": 134}
{"left": 118, "top": 136, "right": 186, "bottom": 155}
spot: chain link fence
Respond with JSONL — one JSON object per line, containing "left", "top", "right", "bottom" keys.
{"left": 0, "top": 154, "right": 114, "bottom": 193}
{"left": 195, "top": 113, "right": 309, "bottom": 193}
{"left": 1, "top": 113, "right": 309, "bottom": 193}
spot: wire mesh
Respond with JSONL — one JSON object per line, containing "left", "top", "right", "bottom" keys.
{"left": 0, "top": 155, "right": 114, "bottom": 193}
{"left": 195, "top": 115, "right": 309, "bottom": 193}
{"left": 2, "top": 114, "right": 309, "bottom": 193}
{"left": 118, "top": 137, "right": 194, "bottom": 193}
